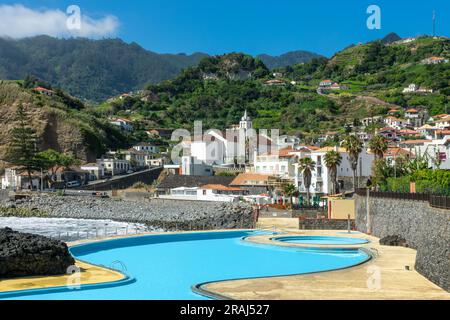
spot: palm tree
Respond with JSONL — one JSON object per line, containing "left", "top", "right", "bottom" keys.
{"left": 283, "top": 183, "right": 297, "bottom": 206}
{"left": 324, "top": 150, "right": 342, "bottom": 195}
{"left": 298, "top": 157, "right": 316, "bottom": 205}
{"left": 342, "top": 135, "right": 363, "bottom": 191}
{"left": 368, "top": 135, "right": 388, "bottom": 160}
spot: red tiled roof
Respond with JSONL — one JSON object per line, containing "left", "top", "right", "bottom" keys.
{"left": 201, "top": 184, "right": 243, "bottom": 191}
{"left": 230, "top": 173, "right": 271, "bottom": 186}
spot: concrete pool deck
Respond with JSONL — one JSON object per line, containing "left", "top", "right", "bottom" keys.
{"left": 0, "top": 261, "right": 124, "bottom": 293}
{"left": 202, "top": 218, "right": 450, "bottom": 300}
{"left": 1, "top": 219, "right": 449, "bottom": 299}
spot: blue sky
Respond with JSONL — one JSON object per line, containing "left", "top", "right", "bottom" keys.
{"left": 0, "top": 0, "right": 448, "bottom": 57}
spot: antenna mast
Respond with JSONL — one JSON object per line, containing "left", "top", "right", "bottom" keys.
{"left": 432, "top": 10, "right": 436, "bottom": 37}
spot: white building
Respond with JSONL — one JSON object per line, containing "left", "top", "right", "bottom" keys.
{"left": 133, "top": 142, "right": 158, "bottom": 153}
{"left": 402, "top": 84, "right": 433, "bottom": 94}
{"left": 1, "top": 168, "right": 40, "bottom": 190}
{"left": 98, "top": 158, "right": 131, "bottom": 177}
{"left": 80, "top": 163, "right": 104, "bottom": 181}
{"left": 188, "top": 111, "right": 273, "bottom": 166}
{"left": 384, "top": 116, "right": 406, "bottom": 130}
{"left": 408, "top": 136, "right": 450, "bottom": 169}
{"left": 181, "top": 156, "right": 213, "bottom": 176}
{"left": 252, "top": 148, "right": 298, "bottom": 179}
{"left": 434, "top": 117, "right": 450, "bottom": 129}
{"left": 295, "top": 146, "right": 375, "bottom": 195}
{"left": 167, "top": 184, "right": 246, "bottom": 202}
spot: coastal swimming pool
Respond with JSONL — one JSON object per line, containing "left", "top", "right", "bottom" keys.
{"left": 274, "top": 236, "right": 370, "bottom": 245}
{"left": 0, "top": 231, "right": 370, "bottom": 300}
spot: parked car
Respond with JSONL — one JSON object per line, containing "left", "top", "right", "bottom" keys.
{"left": 66, "top": 181, "right": 81, "bottom": 188}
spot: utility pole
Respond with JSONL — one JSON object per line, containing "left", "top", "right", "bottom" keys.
{"left": 432, "top": 10, "right": 436, "bottom": 37}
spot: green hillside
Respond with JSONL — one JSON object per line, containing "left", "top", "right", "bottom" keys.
{"left": 0, "top": 80, "right": 130, "bottom": 163}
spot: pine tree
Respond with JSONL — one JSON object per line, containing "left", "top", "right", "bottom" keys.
{"left": 4, "top": 105, "right": 40, "bottom": 189}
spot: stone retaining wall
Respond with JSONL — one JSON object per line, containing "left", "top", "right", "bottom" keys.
{"left": 355, "top": 194, "right": 450, "bottom": 292}
{"left": 82, "top": 167, "right": 163, "bottom": 191}
{"left": 299, "top": 219, "right": 354, "bottom": 230}
{"left": 0, "top": 190, "right": 8, "bottom": 201}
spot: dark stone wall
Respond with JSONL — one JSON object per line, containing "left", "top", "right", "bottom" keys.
{"left": 299, "top": 219, "right": 354, "bottom": 230}
{"left": 82, "top": 167, "right": 163, "bottom": 191}
{"left": 355, "top": 194, "right": 450, "bottom": 292}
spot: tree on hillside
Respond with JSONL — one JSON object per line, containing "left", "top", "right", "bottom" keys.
{"left": 324, "top": 150, "right": 342, "bottom": 195}
{"left": 36, "top": 149, "right": 79, "bottom": 186}
{"left": 4, "top": 105, "right": 40, "bottom": 189}
{"left": 368, "top": 135, "right": 388, "bottom": 160}
{"left": 342, "top": 135, "right": 363, "bottom": 191}
{"left": 298, "top": 157, "right": 316, "bottom": 205}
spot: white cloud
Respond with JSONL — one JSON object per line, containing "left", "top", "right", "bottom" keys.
{"left": 0, "top": 4, "right": 119, "bottom": 39}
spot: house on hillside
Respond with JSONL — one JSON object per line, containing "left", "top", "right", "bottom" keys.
{"left": 264, "top": 79, "right": 285, "bottom": 86}
{"left": 384, "top": 116, "right": 406, "bottom": 130}
{"left": 110, "top": 118, "right": 134, "bottom": 132}
{"left": 377, "top": 127, "right": 398, "bottom": 141}
{"left": 402, "top": 83, "right": 433, "bottom": 94}
{"left": 133, "top": 142, "right": 159, "bottom": 153}
{"left": 34, "top": 86, "right": 55, "bottom": 97}
{"left": 421, "top": 56, "right": 449, "bottom": 65}
{"left": 146, "top": 128, "right": 174, "bottom": 139}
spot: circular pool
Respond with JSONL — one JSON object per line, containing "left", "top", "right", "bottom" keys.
{"left": 274, "top": 236, "right": 369, "bottom": 245}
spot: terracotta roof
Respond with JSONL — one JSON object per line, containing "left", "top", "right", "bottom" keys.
{"left": 384, "top": 148, "right": 414, "bottom": 158}
{"left": 315, "top": 147, "right": 347, "bottom": 153}
{"left": 398, "top": 129, "right": 419, "bottom": 135}
{"left": 200, "top": 184, "right": 243, "bottom": 191}
{"left": 34, "top": 86, "right": 54, "bottom": 93}
{"left": 230, "top": 173, "right": 271, "bottom": 186}
{"left": 378, "top": 127, "right": 398, "bottom": 132}
{"left": 406, "top": 108, "right": 419, "bottom": 113}
{"left": 432, "top": 114, "right": 449, "bottom": 119}
{"left": 400, "top": 139, "right": 431, "bottom": 145}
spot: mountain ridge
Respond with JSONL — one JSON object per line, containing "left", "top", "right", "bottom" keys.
{"left": 0, "top": 36, "right": 323, "bottom": 101}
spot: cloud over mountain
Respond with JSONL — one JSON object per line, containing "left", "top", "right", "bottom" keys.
{"left": 0, "top": 4, "right": 118, "bottom": 39}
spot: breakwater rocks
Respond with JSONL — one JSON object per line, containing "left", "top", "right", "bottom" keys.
{"left": 1, "top": 195, "right": 255, "bottom": 231}
{"left": 0, "top": 227, "right": 75, "bottom": 278}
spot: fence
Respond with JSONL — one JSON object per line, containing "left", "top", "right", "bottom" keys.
{"left": 356, "top": 188, "right": 450, "bottom": 210}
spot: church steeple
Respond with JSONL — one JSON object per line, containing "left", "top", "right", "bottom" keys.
{"left": 240, "top": 110, "right": 252, "bottom": 129}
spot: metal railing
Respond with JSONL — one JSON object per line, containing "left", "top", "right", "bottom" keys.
{"left": 356, "top": 188, "right": 450, "bottom": 210}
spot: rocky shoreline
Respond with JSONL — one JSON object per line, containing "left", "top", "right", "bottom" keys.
{"left": 0, "top": 194, "right": 255, "bottom": 231}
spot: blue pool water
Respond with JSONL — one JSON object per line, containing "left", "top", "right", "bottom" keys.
{"left": 0, "top": 231, "right": 370, "bottom": 300}
{"left": 274, "top": 236, "right": 369, "bottom": 245}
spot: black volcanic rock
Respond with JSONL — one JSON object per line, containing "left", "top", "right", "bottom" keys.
{"left": 379, "top": 235, "right": 408, "bottom": 247}
{"left": 381, "top": 32, "right": 401, "bottom": 44}
{"left": 0, "top": 227, "right": 75, "bottom": 278}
